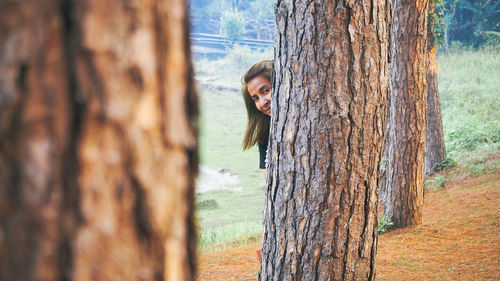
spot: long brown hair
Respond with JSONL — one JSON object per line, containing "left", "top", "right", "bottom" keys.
{"left": 241, "top": 60, "right": 272, "bottom": 150}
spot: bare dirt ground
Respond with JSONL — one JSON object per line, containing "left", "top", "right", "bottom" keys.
{"left": 198, "top": 170, "right": 500, "bottom": 280}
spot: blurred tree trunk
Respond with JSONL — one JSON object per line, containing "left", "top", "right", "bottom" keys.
{"left": 443, "top": 23, "right": 449, "bottom": 50}
{"left": 425, "top": 4, "right": 446, "bottom": 175}
{"left": 380, "top": 0, "right": 429, "bottom": 228}
{"left": 0, "top": 1, "right": 198, "bottom": 281}
{"left": 260, "top": 1, "right": 391, "bottom": 280}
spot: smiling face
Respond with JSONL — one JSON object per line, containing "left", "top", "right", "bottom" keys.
{"left": 247, "top": 75, "right": 271, "bottom": 116}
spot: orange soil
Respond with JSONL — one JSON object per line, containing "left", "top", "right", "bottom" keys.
{"left": 197, "top": 172, "right": 500, "bottom": 280}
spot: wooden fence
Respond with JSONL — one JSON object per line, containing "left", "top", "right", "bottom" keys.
{"left": 190, "top": 32, "right": 273, "bottom": 60}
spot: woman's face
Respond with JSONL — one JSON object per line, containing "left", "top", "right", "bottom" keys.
{"left": 247, "top": 75, "right": 271, "bottom": 116}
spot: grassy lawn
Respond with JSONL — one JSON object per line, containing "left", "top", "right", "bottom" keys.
{"left": 194, "top": 46, "right": 272, "bottom": 248}
{"left": 438, "top": 50, "right": 500, "bottom": 161}
{"left": 196, "top": 87, "right": 266, "bottom": 247}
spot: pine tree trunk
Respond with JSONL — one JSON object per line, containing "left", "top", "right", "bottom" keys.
{"left": 260, "top": 1, "right": 391, "bottom": 280}
{"left": 425, "top": 6, "right": 446, "bottom": 175}
{"left": 380, "top": 0, "right": 429, "bottom": 228}
{"left": 0, "top": 1, "right": 198, "bottom": 280}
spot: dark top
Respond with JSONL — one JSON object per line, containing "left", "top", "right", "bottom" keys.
{"left": 258, "top": 142, "right": 268, "bottom": 169}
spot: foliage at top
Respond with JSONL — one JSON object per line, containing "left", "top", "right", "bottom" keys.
{"left": 246, "top": 0, "right": 275, "bottom": 20}
{"left": 193, "top": 0, "right": 498, "bottom": 48}
{"left": 430, "top": 0, "right": 446, "bottom": 46}
{"left": 441, "top": 0, "right": 500, "bottom": 48}
{"left": 191, "top": 0, "right": 272, "bottom": 19}
{"left": 191, "top": 0, "right": 276, "bottom": 41}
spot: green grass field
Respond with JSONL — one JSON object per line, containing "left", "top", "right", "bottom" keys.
{"left": 195, "top": 48, "right": 500, "bottom": 248}
{"left": 438, "top": 50, "right": 500, "bottom": 161}
{"left": 194, "top": 47, "right": 272, "bottom": 248}
{"left": 196, "top": 88, "right": 266, "bottom": 247}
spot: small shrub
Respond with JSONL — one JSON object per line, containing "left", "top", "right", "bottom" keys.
{"left": 378, "top": 218, "right": 394, "bottom": 234}
{"left": 424, "top": 176, "right": 448, "bottom": 191}
{"left": 432, "top": 157, "right": 455, "bottom": 172}
{"left": 446, "top": 120, "right": 499, "bottom": 159}
{"left": 196, "top": 199, "right": 220, "bottom": 210}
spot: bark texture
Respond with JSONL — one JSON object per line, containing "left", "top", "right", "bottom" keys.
{"left": 260, "top": 1, "right": 391, "bottom": 280}
{"left": 424, "top": 6, "right": 446, "bottom": 175}
{"left": 380, "top": 0, "right": 429, "bottom": 228}
{"left": 0, "top": 1, "right": 198, "bottom": 281}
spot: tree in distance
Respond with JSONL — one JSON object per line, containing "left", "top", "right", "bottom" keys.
{"left": 380, "top": 0, "right": 430, "bottom": 228}
{"left": 425, "top": 1, "right": 447, "bottom": 175}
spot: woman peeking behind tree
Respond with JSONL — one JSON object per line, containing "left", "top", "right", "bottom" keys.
{"left": 241, "top": 60, "right": 272, "bottom": 179}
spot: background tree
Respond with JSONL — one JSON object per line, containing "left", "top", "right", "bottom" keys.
{"left": 245, "top": 0, "right": 275, "bottom": 20}
{"left": 425, "top": 1, "right": 447, "bottom": 174}
{"left": 244, "top": 0, "right": 276, "bottom": 40}
{"left": 260, "top": 0, "right": 391, "bottom": 280}
{"left": 221, "top": 10, "right": 246, "bottom": 41}
{"left": 442, "top": 0, "right": 500, "bottom": 48}
{"left": 380, "top": 0, "right": 429, "bottom": 228}
{"left": 0, "top": 0, "right": 198, "bottom": 280}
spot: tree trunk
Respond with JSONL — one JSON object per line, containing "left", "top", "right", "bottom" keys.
{"left": 425, "top": 5, "right": 446, "bottom": 175}
{"left": 260, "top": 1, "right": 391, "bottom": 280}
{"left": 0, "top": 1, "right": 198, "bottom": 281}
{"left": 443, "top": 24, "right": 449, "bottom": 50}
{"left": 380, "top": 0, "right": 429, "bottom": 228}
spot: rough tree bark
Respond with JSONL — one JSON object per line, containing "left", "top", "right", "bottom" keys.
{"left": 425, "top": 4, "right": 446, "bottom": 175}
{"left": 380, "top": 0, "right": 429, "bottom": 228}
{"left": 0, "top": 1, "right": 198, "bottom": 281}
{"left": 260, "top": 1, "right": 391, "bottom": 280}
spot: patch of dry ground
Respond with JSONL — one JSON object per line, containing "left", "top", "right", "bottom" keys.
{"left": 198, "top": 172, "right": 500, "bottom": 280}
